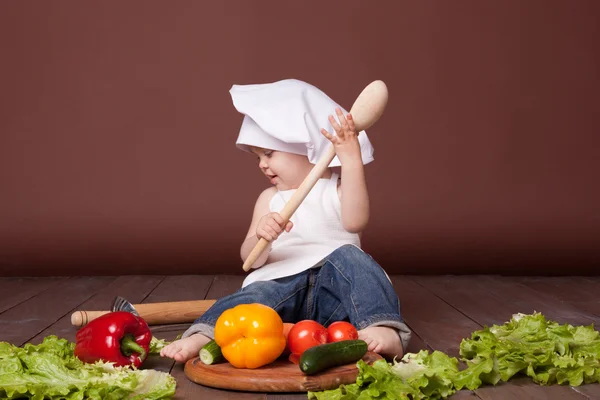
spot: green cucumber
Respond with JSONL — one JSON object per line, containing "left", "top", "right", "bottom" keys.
{"left": 199, "top": 340, "right": 224, "bottom": 365}
{"left": 299, "top": 339, "right": 368, "bottom": 375}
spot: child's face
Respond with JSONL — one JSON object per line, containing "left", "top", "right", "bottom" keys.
{"left": 249, "top": 146, "right": 313, "bottom": 191}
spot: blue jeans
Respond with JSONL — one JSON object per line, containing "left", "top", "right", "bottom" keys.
{"left": 182, "top": 244, "right": 411, "bottom": 349}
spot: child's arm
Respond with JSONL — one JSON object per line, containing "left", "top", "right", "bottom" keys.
{"left": 240, "top": 186, "right": 293, "bottom": 269}
{"left": 338, "top": 157, "right": 369, "bottom": 233}
{"left": 240, "top": 187, "right": 276, "bottom": 269}
{"left": 321, "top": 109, "right": 370, "bottom": 233}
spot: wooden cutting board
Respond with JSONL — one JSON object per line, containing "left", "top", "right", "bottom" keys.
{"left": 184, "top": 352, "right": 382, "bottom": 392}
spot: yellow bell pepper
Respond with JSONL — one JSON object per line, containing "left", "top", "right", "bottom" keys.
{"left": 214, "top": 303, "right": 286, "bottom": 369}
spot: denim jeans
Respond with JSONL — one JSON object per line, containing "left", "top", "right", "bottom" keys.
{"left": 182, "top": 244, "right": 412, "bottom": 349}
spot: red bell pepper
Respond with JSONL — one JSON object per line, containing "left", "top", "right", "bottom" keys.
{"left": 74, "top": 311, "right": 152, "bottom": 368}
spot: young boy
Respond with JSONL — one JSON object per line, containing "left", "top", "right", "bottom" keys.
{"left": 161, "top": 79, "right": 411, "bottom": 363}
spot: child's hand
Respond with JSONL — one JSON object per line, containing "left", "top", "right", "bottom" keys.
{"left": 256, "top": 212, "right": 293, "bottom": 242}
{"left": 321, "top": 108, "right": 362, "bottom": 165}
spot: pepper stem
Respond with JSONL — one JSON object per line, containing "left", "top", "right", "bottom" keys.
{"left": 120, "top": 334, "right": 146, "bottom": 361}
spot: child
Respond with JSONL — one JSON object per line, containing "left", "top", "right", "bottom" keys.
{"left": 161, "top": 79, "right": 411, "bottom": 363}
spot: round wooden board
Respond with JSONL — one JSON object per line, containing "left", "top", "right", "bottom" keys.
{"left": 184, "top": 352, "right": 382, "bottom": 393}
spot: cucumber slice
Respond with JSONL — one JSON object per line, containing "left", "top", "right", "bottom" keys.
{"left": 199, "top": 340, "right": 224, "bottom": 365}
{"left": 299, "top": 339, "right": 368, "bottom": 375}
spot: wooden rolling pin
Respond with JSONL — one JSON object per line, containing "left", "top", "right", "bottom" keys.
{"left": 71, "top": 299, "right": 217, "bottom": 327}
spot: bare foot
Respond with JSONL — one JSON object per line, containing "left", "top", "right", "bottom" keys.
{"left": 358, "top": 326, "right": 404, "bottom": 360}
{"left": 160, "top": 333, "right": 211, "bottom": 363}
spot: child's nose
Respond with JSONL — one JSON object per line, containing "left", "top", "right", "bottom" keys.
{"left": 259, "top": 159, "right": 268, "bottom": 169}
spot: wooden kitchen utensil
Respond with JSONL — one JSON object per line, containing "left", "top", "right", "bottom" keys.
{"left": 184, "top": 351, "right": 382, "bottom": 392}
{"left": 71, "top": 299, "right": 217, "bottom": 327}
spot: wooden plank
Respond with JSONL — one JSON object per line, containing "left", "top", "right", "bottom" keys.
{"left": 206, "top": 274, "right": 246, "bottom": 298}
{"left": 513, "top": 276, "right": 600, "bottom": 322}
{"left": 449, "top": 391, "right": 482, "bottom": 399}
{"left": 398, "top": 277, "right": 496, "bottom": 396}
{"left": 475, "top": 377, "right": 589, "bottom": 399}
{"left": 28, "top": 275, "right": 165, "bottom": 344}
{"left": 8, "top": 274, "right": 597, "bottom": 398}
{"left": 411, "top": 275, "right": 515, "bottom": 328}
{"left": 264, "top": 381, "right": 484, "bottom": 399}
{"left": 582, "top": 276, "right": 599, "bottom": 287}
{"left": 143, "top": 275, "right": 215, "bottom": 376}
{"left": 572, "top": 384, "right": 600, "bottom": 399}
{"left": 391, "top": 276, "right": 481, "bottom": 398}
{"left": 0, "top": 277, "right": 68, "bottom": 314}
{"left": 143, "top": 275, "right": 215, "bottom": 303}
{"left": 478, "top": 276, "right": 595, "bottom": 326}
{"left": 405, "top": 329, "right": 429, "bottom": 354}
{"left": 412, "top": 275, "right": 596, "bottom": 329}
{"left": 412, "top": 275, "right": 597, "bottom": 399}
{"left": 391, "top": 276, "right": 482, "bottom": 357}
{"left": 0, "top": 276, "right": 115, "bottom": 345}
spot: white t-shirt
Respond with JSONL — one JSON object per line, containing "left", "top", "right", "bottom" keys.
{"left": 242, "top": 172, "right": 361, "bottom": 288}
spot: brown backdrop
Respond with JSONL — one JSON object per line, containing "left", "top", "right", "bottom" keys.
{"left": 1, "top": 1, "right": 599, "bottom": 276}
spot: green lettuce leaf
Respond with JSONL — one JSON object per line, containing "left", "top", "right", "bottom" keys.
{"left": 460, "top": 312, "right": 600, "bottom": 386}
{"left": 149, "top": 337, "right": 170, "bottom": 354}
{"left": 0, "top": 336, "right": 176, "bottom": 399}
{"left": 453, "top": 356, "right": 501, "bottom": 390}
{"left": 309, "top": 359, "right": 423, "bottom": 400}
{"left": 391, "top": 350, "right": 459, "bottom": 397}
{"left": 309, "top": 313, "right": 600, "bottom": 399}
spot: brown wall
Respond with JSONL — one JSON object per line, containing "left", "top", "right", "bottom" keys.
{"left": 1, "top": 1, "right": 599, "bottom": 276}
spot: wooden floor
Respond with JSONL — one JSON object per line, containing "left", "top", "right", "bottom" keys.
{"left": 1, "top": 275, "right": 599, "bottom": 399}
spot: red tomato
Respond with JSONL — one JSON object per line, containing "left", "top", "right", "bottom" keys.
{"left": 281, "top": 322, "right": 295, "bottom": 355}
{"left": 287, "top": 320, "right": 328, "bottom": 356}
{"left": 288, "top": 353, "right": 300, "bottom": 365}
{"left": 327, "top": 321, "right": 358, "bottom": 342}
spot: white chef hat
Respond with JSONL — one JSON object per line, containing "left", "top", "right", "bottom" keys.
{"left": 230, "top": 79, "right": 374, "bottom": 167}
